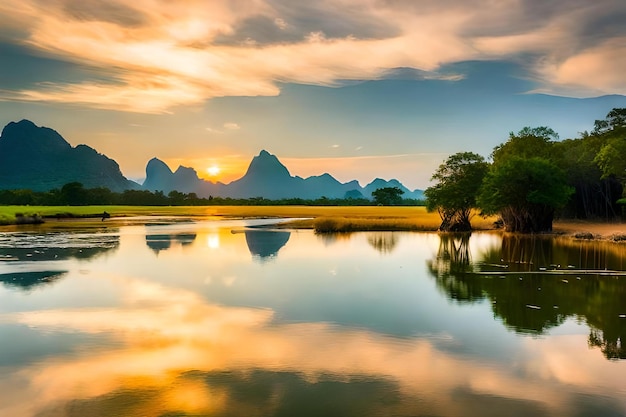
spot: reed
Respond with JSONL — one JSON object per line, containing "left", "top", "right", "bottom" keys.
{"left": 0, "top": 205, "right": 499, "bottom": 232}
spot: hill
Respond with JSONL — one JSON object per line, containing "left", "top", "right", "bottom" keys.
{"left": 0, "top": 120, "right": 138, "bottom": 192}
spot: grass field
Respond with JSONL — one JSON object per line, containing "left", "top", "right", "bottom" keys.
{"left": 0, "top": 205, "right": 499, "bottom": 232}
{"left": 1, "top": 205, "right": 625, "bottom": 238}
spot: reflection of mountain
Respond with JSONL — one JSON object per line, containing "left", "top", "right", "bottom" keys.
{"left": 0, "top": 270, "right": 67, "bottom": 290}
{"left": 427, "top": 234, "right": 626, "bottom": 360}
{"left": 244, "top": 230, "right": 290, "bottom": 260}
{"left": 145, "top": 233, "right": 197, "bottom": 254}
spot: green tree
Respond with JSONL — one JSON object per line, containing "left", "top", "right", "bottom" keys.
{"left": 478, "top": 157, "right": 573, "bottom": 232}
{"left": 425, "top": 152, "right": 488, "bottom": 231}
{"left": 592, "top": 109, "right": 626, "bottom": 193}
{"left": 372, "top": 187, "right": 404, "bottom": 205}
{"left": 491, "top": 126, "right": 558, "bottom": 162}
{"left": 60, "top": 182, "right": 88, "bottom": 205}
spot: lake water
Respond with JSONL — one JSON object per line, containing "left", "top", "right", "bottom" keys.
{"left": 0, "top": 219, "right": 625, "bottom": 417}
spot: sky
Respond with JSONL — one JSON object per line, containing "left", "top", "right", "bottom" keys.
{"left": 0, "top": 0, "right": 625, "bottom": 190}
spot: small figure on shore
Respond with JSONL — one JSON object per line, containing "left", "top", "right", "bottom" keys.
{"left": 101, "top": 211, "right": 110, "bottom": 221}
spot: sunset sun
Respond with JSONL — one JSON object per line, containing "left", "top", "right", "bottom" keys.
{"left": 206, "top": 165, "right": 220, "bottom": 177}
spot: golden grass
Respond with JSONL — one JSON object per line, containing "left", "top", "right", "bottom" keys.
{"left": 0, "top": 205, "right": 500, "bottom": 232}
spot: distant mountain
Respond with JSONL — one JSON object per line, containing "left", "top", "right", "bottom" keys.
{"left": 143, "top": 150, "right": 425, "bottom": 200}
{"left": 0, "top": 120, "right": 138, "bottom": 191}
{"left": 142, "top": 157, "right": 226, "bottom": 197}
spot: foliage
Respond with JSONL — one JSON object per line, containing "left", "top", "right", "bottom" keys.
{"left": 590, "top": 108, "right": 626, "bottom": 183}
{"left": 473, "top": 126, "right": 576, "bottom": 232}
{"left": 491, "top": 126, "right": 558, "bottom": 162}
{"left": 478, "top": 157, "right": 574, "bottom": 232}
{"left": 425, "top": 152, "right": 488, "bottom": 231}
{"left": 0, "top": 182, "right": 425, "bottom": 209}
{"left": 371, "top": 187, "right": 405, "bottom": 205}
{"left": 592, "top": 108, "right": 626, "bottom": 135}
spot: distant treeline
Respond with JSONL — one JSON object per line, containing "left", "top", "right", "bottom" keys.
{"left": 0, "top": 182, "right": 425, "bottom": 206}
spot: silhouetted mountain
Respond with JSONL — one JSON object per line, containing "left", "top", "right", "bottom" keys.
{"left": 143, "top": 150, "right": 425, "bottom": 200}
{"left": 363, "top": 178, "right": 424, "bottom": 200}
{"left": 0, "top": 120, "right": 138, "bottom": 191}
{"left": 227, "top": 150, "right": 298, "bottom": 199}
{"left": 143, "top": 157, "right": 225, "bottom": 196}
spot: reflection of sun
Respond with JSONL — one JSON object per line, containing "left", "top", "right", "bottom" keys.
{"left": 207, "top": 166, "right": 220, "bottom": 176}
{"left": 207, "top": 235, "right": 220, "bottom": 249}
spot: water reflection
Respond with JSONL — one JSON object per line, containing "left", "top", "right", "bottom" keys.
{"left": 429, "top": 233, "right": 626, "bottom": 359}
{"left": 0, "top": 231, "right": 119, "bottom": 261}
{"left": 1, "top": 224, "right": 625, "bottom": 416}
{"left": 481, "top": 234, "right": 626, "bottom": 272}
{"left": 367, "top": 232, "right": 399, "bottom": 254}
{"left": 2, "top": 277, "right": 623, "bottom": 417}
{"left": 0, "top": 270, "right": 67, "bottom": 290}
{"left": 146, "top": 233, "right": 197, "bottom": 254}
{"left": 0, "top": 230, "right": 119, "bottom": 290}
{"left": 244, "top": 229, "right": 290, "bottom": 260}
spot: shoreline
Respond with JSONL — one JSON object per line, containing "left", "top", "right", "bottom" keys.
{"left": 1, "top": 213, "right": 626, "bottom": 242}
{"left": 552, "top": 220, "right": 626, "bottom": 242}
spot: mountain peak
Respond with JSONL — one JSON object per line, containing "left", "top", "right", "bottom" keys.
{"left": 244, "top": 150, "right": 291, "bottom": 178}
{"left": 0, "top": 119, "right": 71, "bottom": 152}
{"left": 0, "top": 119, "right": 137, "bottom": 191}
{"left": 146, "top": 157, "right": 173, "bottom": 175}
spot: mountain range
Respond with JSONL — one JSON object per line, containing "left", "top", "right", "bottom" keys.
{"left": 0, "top": 120, "right": 424, "bottom": 200}
{"left": 144, "top": 150, "right": 424, "bottom": 200}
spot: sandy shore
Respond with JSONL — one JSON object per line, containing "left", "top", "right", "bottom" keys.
{"left": 553, "top": 220, "right": 626, "bottom": 239}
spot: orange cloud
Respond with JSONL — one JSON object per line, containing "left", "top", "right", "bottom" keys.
{"left": 0, "top": 0, "right": 624, "bottom": 113}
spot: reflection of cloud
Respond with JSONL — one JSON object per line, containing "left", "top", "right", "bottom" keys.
{"left": 0, "top": 0, "right": 623, "bottom": 112}
{"left": 1, "top": 277, "right": 623, "bottom": 417}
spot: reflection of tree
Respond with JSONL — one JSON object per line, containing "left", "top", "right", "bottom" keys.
{"left": 0, "top": 270, "right": 67, "bottom": 290}
{"left": 367, "top": 232, "right": 398, "bottom": 254}
{"left": 315, "top": 232, "right": 353, "bottom": 247}
{"left": 427, "top": 233, "right": 484, "bottom": 303}
{"left": 244, "top": 230, "right": 290, "bottom": 260}
{"left": 589, "top": 329, "right": 625, "bottom": 360}
{"left": 427, "top": 233, "right": 626, "bottom": 360}
{"left": 0, "top": 231, "right": 119, "bottom": 262}
{"left": 0, "top": 231, "right": 120, "bottom": 291}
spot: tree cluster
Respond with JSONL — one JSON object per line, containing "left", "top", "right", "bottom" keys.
{"left": 0, "top": 182, "right": 424, "bottom": 207}
{"left": 426, "top": 108, "right": 626, "bottom": 233}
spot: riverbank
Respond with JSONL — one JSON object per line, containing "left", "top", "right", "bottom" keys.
{"left": 552, "top": 220, "right": 626, "bottom": 241}
{"left": 1, "top": 205, "right": 625, "bottom": 240}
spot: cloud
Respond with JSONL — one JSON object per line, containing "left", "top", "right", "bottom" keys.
{"left": 0, "top": 0, "right": 624, "bottom": 112}
{"left": 223, "top": 122, "right": 240, "bottom": 130}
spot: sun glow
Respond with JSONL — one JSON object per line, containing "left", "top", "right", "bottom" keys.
{"left": 206, "top": 165, "right": 220, "bottom": 177}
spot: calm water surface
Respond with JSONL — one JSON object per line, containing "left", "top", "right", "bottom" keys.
{"left": 0, "top": 219, "right": 625, "bottom": 417}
